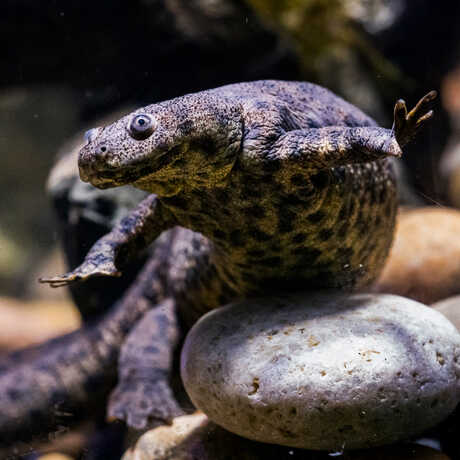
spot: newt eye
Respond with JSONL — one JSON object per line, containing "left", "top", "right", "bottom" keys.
{"left": 129, "top": 114, "right": 155, "bottom": 140}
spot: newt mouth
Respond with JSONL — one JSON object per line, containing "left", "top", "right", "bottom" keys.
{"left": 81, "top": 174, "right": 122, "bottom": 189}
{"left": 81, "top": 169, "right": 138, "bottom": 189}
{"left": 79, "top": 147, "right": 175, "bottom": 189}
{"left": 79, "top": 163, "right": 159, "bottom": 189}
{"left": 79, "top": 167, "right": 124, "bottom": 188}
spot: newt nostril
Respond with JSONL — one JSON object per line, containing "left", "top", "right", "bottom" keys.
{"left": 84, "top": 127, "right": 100, "bottom": 144}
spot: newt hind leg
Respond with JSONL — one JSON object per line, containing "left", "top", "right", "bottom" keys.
{"left": 108, "top": 298, "right": 184, "bottom": 430}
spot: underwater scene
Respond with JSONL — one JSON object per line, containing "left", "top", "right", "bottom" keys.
{"left": 1, "top": 1, "right": 460, "bottom": 459}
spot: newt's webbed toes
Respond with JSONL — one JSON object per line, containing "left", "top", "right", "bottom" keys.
{"left": 108, "top": 378, "right": 184, "bottom": 430}
{"left": 39, "top": 265, "right": 121, "bottom": 288}
{"left": 418, "top": 90, "right": 437, "bottom": 106}
{"left": 407, "top": 90, "right": 437, "bottom": 122}
{"left": 416, "top": 109, "right": 434, "bottom": 127}
{"left": 393, "top": 99, "right": 407, "bottom": 135}
{"left": 393, "top": 90, "right": 436, "bottom": 146}
{"left": 38, "top": 272, "right": 85, "bottom": 287}
{"left": 394, "top": 99, "right": 407, "bottom": 118}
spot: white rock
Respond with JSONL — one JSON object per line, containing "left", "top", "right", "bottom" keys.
{"left": 181, "top": 292, "right": 460, "bottom": 450}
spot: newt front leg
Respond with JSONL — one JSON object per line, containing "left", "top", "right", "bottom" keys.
{"left": 393, "top": 90, "right": 436, "bottom": 147}
{"left": 40, "top": 194, "right": 175, "bottom": 287}
{"left": 268, "top": 91, "right": 436, "bottom": 170}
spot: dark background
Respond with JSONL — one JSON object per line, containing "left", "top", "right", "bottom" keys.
{"left": 2, "top": 0, "right": 460, "bottom": 297}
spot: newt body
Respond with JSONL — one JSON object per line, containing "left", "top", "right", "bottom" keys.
{"left": 1, "top": 81, "right": 434, "bottom": 442}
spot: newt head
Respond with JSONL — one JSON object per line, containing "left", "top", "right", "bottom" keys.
{"left": 78, "top": 93, "right": 243, "bottom": 196}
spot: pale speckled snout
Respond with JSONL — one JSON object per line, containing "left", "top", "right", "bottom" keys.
{"left": 77, "top": 116, "right": 165, "bottom": 190}
{"left": 84, "top": 127, "right": 101, "bottom": 144}
{"left": 78, "top": 126, "right": 127, "bottom": 188}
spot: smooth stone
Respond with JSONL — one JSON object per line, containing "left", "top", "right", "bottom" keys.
{"left": 375, "top": 207, "right": 460, "bottom": 304}
{"left": 181, "top": 292, "right": 460, "bottom": 450}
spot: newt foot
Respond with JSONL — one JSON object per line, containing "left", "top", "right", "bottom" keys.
{"left": 39, "top": 262, "right": 121, "bottom": 287}
{"left": 393, "top": 90, "right": 436, "bottom": 147}
{"left": 108, "top": 377, "right": 184, "bottom": 430}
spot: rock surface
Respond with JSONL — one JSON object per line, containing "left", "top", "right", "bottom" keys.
{"left": 375, "top": 208, "right": 460, "bottom": 304}
{"left": 122, "top": 412, "right": 311, "bottom": 460}
{"left": 37, "top": 455, "right": 74, "bottom": 460}
{"left": 441, "top": 140, "right": 460, "bottom": 209}
{"left": 432, "top": 295, "right": 460, "bottom": 331}
{"left": 122, "top": 412, "right": 451, "bottom": 460}
{"left": 181, "top": 292, "right": 460, "bottom": 450}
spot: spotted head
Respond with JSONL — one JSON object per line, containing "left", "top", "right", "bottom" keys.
{"left": 78, "top": 92, "right": 243, "bottom": 196}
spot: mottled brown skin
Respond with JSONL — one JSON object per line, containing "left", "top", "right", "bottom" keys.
{"left": 9, "top": 81, "right": 435, "bottom": 441}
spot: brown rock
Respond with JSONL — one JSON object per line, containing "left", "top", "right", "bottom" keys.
{"left": 0, "top": 297, "right": 80, "bottom": 351}
{"left": 374, "top": 207, "right": 460, "bottom": 304}
{"left": 448, "top": 165, "right": 460, "bottom": 209}
{"left": 37, "top": 455, "right": 74, "bottom": 460}
{"left": 440, "top": 140, "right": 460, "bottom": 208}
{"left": 0, "top": 420, "right": 101, "bottom": 460}
{"left": 432, "top": 295, "right": 460, "bottom": 330}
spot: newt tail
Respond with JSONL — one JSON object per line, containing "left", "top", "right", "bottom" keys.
{"left": 0, "top": 253, "right": 165, "bottom": 448}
